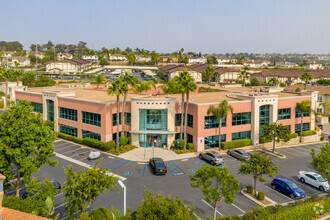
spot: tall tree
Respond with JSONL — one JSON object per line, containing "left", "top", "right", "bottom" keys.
{"left": 13, "top": 69, "right": 23, "bottom": 86}
{"left": 238, "top": 153, "right": 279, "bottom": 196}
{"left": 296, "top": 100, "right": 311, "bottom": 143}
{"left": 207, "top": 100, "right": 233, "bottom": 150}
{"left": 203, "top": 66, "right": 215, "bottom": 83}
{"left": 238, "top": 67, "right": 250, "bottom": 87}
{"left": 310, "top": 144, "right": 330, "bottom": 196}
{"left": 268, "top": 77, "right": 279, "bottom": 86}
{"left": 300, "top": 72, "right": 313, "bottom": 90}
{"left": 63, "top": 159, "right": 118, "bottom": 219}
{"left": 0, "top": 67, "right": 13, "bottom": 109}
{"left": 261, "top": 122, "right": 290, "bottom": 153}
{"left": 121, "top": 73, "right": 138, "bottom": 137}
{"left": 190, "top": 166, "right": 240, "bottom": 220}
{"left": 177, "top": 71, "right": 197, "bottom": 149}
{"left": 108, "top": 78, "right": 126, "bottom": 149}
{"left": 0, "top": 100, "right": 57, "bottom": 196}
{"left": 94, "top": 74, "right": 107, "bottom": 89}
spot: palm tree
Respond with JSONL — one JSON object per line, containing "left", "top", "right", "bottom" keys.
{"left": 268, "top": 77, "right": 279, "bottom": 86}
{"left": 13, "top": 70, "right": 23, "bottom": 86}
{"left": 0, "top": 67, "right": 13, "bottom": 110}
{"left": 121, "top": 73, "right": 138, "bottom": 137}
{"left": 203, "top": 66, "right": 215, "bottom": 83}
{"left": 178, "top": 71, "right": 198, "bottom": 149}
{"left": 108, "top": 78, "right": 126, "bottom": 149}
{"left": 238, "top": 67, "right": 250, "bottom": 87}
{"left": 300, "top": 72, "right": 313, "bottom": 90}
{"left": 207, "top": 100, "right": 233, "bottom": 150}
{"left": 296, "top": 100, "right": 311, "bottom": 143}
{"left": 94, "top": 74, "right": 107, "bottom": 88}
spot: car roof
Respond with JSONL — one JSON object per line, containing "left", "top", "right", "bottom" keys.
{"left": 275, "top": 178, "right": 292, "bottom": 184}
{"left": 151, "top": 158, "right": 164, "bottom": 161}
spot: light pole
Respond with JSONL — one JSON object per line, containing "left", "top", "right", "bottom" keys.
{"left": 118, "top": 180, "right": 126, "bottom": 216}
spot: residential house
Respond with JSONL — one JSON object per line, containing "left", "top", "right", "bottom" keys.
{"left": 252, "top": 69, "right": 330, "bottom": 85}
{"left": 159, "top": 64, "right": 202, "bottom": 82}
{"left": 1, "top": 56, "right": 31, "bottom": 67}
{"left": 274, "top": 62, "right": 298, "bottom": 68}
{"left": 216, "top": 57, "right": 230, "bottom": 64}
{"left": 243, "top": 60, "right": 270, "bottom": 68}
{"left": 57, "top": 53, "right": 73, "bottom": 60}
{"left": 136, "top": 56, "right": 151, "bottom": 62}
{"left": 160, "top": 56, "right": 178, "bottom": 63}
{"left": 46, "top": 59, "right": 92, "bottom": 74}
{"left": 284, "top": 85, "right": 330, "bottom": 124}
{"left": 193, "top": 64, "right": 241, "bottom": 83}
{"left": 82, "top": 55, "right": 99, "bottom": 62}
{"left": 188, "top": 57, "right": 206, "bottom": 65}
{"left": 307, "top": 62, "right": 324, "bottom": 70}
{"left": 109, "top": 54, "right": 127, "bottom": 62}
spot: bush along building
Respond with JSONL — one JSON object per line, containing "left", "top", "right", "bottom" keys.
{"left": 12, "top": 85, "right": 318, "bottom": 152}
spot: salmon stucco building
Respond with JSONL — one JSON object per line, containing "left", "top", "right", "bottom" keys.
{"left": 12, "top": 85, "right": 318, "bottom": 152}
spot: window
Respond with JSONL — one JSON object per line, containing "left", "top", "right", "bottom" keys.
{"left": 295, "top": 107, "right": 310, "bottom": 118}
{"left": 125, "top": 113, "right": 131, "bottom": 125}
{"left": 318, "top": 96, "right": 323, "bottom": 102}
{"left": 59, "top": 107, "right": 77, "bottom": 121}
{"left": 82, "top": 111, "right": 101, "bottom": 127}
{"left": 112, "top": 132, "right": 122, "bottom": 143}
{"left": 175, "top": 114, "right": 193, "bottom": 128}
{"left": 204, "top": 135, "right": 226, "bottom": 149}
{"left": 278, "top": 108, "right": 291, "bottom": 120}
{"left": 112, "top": 113, "right": 122, "bottom": 126}
{"left": 31, "top": 102, "right": 43, "bottom": 114}
{"left": 139, "top": 109, "right": 167, "bottom": 131}
{"left": 59, "top": 124, "right": 77, "bottom": 137}
{"left": 232, "top": 131, "right": 251, "bottom": 140}
{"left": 204, "top": 116, "right": 226, "bottom": 129}
{"left": 317, "top": 108, "right": 323, "bottom": 114}
{"left": 175, "top": 133, "right": 193, "bottom": 143}
{"left": 82, "top": 130, "right": 101, "bottom": 140}
{"left": 232, "top": 112, "right": 251, "bottom": 126}
{"left": 46, "top": 100, "right": 54, "bottom": 122}
{"left": 295, "top": 123, "right": 310, "bottom": 133}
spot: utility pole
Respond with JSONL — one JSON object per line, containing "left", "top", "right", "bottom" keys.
{"left": 35, "top": 44, "right": 38, "bottom": 68}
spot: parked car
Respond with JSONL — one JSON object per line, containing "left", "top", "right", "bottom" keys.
{"left": 298, "top": 171, "right": 329, "bottom": 191}
{"left": 199, "top": 151, "right": 225, "bottom": 166}
{"left": 227, "top": 149, "right": 251, "bottom": 160}
{"left": 316, "top": 124, "right": 323, "bottom": 130}
{"left": 149, "top": 158, "right": 167, "bottom": 175}
{"left": 271, "top": 178, "right": 305, "bottom": 199}
{"left": 22, "top": 180, "right": 61, "bottom": 199}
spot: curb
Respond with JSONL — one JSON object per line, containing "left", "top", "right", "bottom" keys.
{"left": 241, "top": 189, "right": 277, "bottom": 207}
{"left": 262, "top": 149, "right": 286, "bottom": 159}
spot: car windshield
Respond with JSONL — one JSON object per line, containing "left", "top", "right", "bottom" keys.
{"left": 288, "top": 182, "right": 299, "bottom": 189}
{"left": 316, "top": 176, "right": 327, "bottom": 182}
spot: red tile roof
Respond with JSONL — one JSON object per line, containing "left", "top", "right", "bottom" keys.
{"left": 0, "top": 207, "right": 50, "bottom": 220}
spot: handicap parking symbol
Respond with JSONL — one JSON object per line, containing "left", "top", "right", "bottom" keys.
{"left": 190, "top": 169, "right": 196, "bottom": 173}
{"left": 124, "top": 171, "right": 132, "bottom": 176}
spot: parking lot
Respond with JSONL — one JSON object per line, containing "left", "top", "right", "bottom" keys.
{"left": 28, "top": 140, "right": 328, "bottom": 219}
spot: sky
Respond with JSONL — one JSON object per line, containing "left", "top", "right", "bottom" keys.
{"left": 1, "top": 0, "right": 330, "bottom": 54}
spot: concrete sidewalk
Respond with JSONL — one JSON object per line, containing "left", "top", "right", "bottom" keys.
{"left": 118, "top": 147, "right": 198, "bottom": 162}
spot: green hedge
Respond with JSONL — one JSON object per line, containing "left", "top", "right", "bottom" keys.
{"left": 57, "top": 132, "right": 84, "bottom": 144}
{"left": 258, "top": 192, "right": 265, "bottom": 201}
{"left": 187, "top": 143, "right": 194, "bottom": 150}
{"left": 259, "top": 137, "right": 272, "bottom": 143}
{"left": 90, "top": 207, "right": 113, "bottom": 220}
{"left": 119, "top": 137, "right": 129, "bottom": 146}
{"left": 247, "top": 186, "right": 253, "bottom": 194}
{"left": 302, "top": 130, "right": 316, "bottom": 136}
{"left": 172, "top": 139, "right": 185, "bottom": 150}
{"left": 221, "top": 139, "right": 252, "bottom": 150}
{"left": 290, "top": 133, "right": 298, "bottom": 139}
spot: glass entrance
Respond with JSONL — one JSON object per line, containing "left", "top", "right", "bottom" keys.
{"left": 139, "top": 134, "right": 167, "bottom": 148}
{"left": 47, "top": 100, "right": 54, "bottom": 121}
{"left": 259, "top": 105, "right": 270, "bottom": 137}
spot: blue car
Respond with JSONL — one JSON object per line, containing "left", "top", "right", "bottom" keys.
{"left": 271, "top": 178, "right": 305, "bottom": 199}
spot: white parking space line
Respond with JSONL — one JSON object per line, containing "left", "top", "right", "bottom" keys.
{"left": 224, "top": 155, "right": 241, "bottom": 164}
{"left": 181, "top": 159, "right": 188, "bottom": 161}
{"left": 58, "top": 139, "right": 82, "bottom": 147}
{"left": 264, "top": 185, "right": 294, "bottom": 201}
{"left": 283, "top": 147, "right": 310, "bottom": 156}
{"left": 108, "top": 156, "right": 114, "bottom": 159}
{"left": 232, "top": 203, "right": 245, "bottom": 214}
{"left": 55, "top": 145, "right": 79, "bottom": 152}
{"left": 55, "top": 192, "right": 64, "bottom": 197}
{"left": 66, "top": 149, "right": 91, "bottom": 157}
{"left": 276, "top": 148, "right": 298, "bottom": 157}
{"left": 138, "top": 162, "right": 147, "bottom": 164}
{"left": 202, "top": 199, "right": 222, "bottom": 216}
{"left": 60, "top": 147, "right": 85, "bottom": 155}
{"left": 54, "top": 142, "right": 73, "bottom": 148}
{"left": 55, "top": 202, "right": 68, "bottom": 209}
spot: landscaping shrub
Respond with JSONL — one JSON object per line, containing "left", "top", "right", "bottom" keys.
{"left": 279, "top": 83, "right": 286, "bottom": 87}
{"left": 258, "top": 192, "right": 265, "bottom": 201}
{"left": 259, "top": 137, "right": 271, "bottom": 143}
{"left": 119, "top": 137, "right": 128, "bottom": 146}
{"left": 57, "top": 132, "right": 84, "bottom": 144}
{"left": 242, "top": 211, "right": 254, "bottom": 220}
{"left": 103, "top": 141, "right": 116, "bottom": 151}
{"left": 83, "top": 138, "right": 104, "bottom": 150}
{"left": 90, "top": 207, "right": 113, "bottom": 220}
{"left": 290, "top": 133, "right": 298, "bottom": 139}
{"left": 221, "top": 139, "right": 252, "bottom": 150}
{"left": 320, "top": 134, "right": 324, "bottom": 141}
{"left": 302, "top": 130, "right": 316, "bottom": 136}
{"left": 247, "top": 185, "right": 253, "bottom": 194}
{"left": 309, "top": 194, "right": 320, "bottom": 202}
{"left": 187, "top": 143, "right": 194, "bottom": 150}
{"left": 3, "top": 195, "right": 39, "bottom": 215}
{"left": 173, "top": 139, "right": 185, "bottom": 150}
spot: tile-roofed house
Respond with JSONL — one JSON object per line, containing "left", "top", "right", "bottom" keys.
{"left": 243, "top": 60, "right": 270, "bottom": 68}
{"left": 46, "top": 59, "right": 92, "bottom": 74}
{"left": 0, "top": 173, "right": 50, "bottom": 220}
{"left": 109, "top": 54, "right": 127, "bottom": 61}
{"left": 159, "top": 64, "right": 202, "bottom": 82}
{"left": 191, "top": 64, "right": 241, "bottom": 83}
{"left": 2, "top": 56, "right": 30, "bottom": 67}
{"left": 57, "top": 53, "right": 73, "bottom": 60}
{"left": 252, "top": 69, "right": 330, "bottom": 85}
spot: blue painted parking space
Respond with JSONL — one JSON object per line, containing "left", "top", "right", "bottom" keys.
{"left": 165, "top": 160, "right": 185, "bottom": 176}
{"left": 102, "top": 159, "right": 130, "bottom": 172}
{"left": 188, "top": 157, "right": 207, "bottom": 168}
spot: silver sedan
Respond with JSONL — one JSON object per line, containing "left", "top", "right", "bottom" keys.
{"left": 199, "top": 151, "right": 225, "bottom": 166}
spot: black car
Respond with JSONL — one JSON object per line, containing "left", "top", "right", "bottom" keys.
{"left": 149, "top": 158, "right": 167, "bottom": 175}
{"left": 22, "top": 180, "right": 61, "bottom": 199}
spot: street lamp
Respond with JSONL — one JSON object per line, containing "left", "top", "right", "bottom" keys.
{"left": 117, "top": 180, "right": 126, "bottom": 216}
